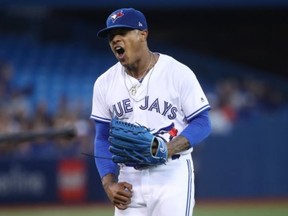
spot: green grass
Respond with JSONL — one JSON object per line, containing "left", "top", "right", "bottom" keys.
{"left": 194, "top": 203, "right": 288, "bottom": 216}
{"left": 0, "top": 206, "right": 113, "bottom": 216}
{"left": 0, "top": 201, "right": 287, "bottom": 216}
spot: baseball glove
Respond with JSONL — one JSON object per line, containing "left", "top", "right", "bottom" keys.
{"left": 108, "top": 118, "right": 168, "bottom": 169}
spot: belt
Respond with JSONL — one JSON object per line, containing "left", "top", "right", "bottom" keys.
{"left": 171, "top": 154, "right": 181, "bottom": 160}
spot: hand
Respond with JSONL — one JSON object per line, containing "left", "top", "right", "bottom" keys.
{"left": 152, "top": 140, "right": 158, "bottom": 155}
{"left": 104, "top": 181, "right": 133, "bottom": 210}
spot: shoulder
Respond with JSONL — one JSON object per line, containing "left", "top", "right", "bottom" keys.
{"left": 94, "top": 62, "right": 122, "bottom": 86}
{"left": 158, "top": 53, "right": 193, "bottom": 71}
{"left": 157, "top": 53, "right": 195, "bottom": 77}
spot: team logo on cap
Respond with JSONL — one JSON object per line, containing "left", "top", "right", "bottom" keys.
{"left": 111, "top": 11, "right": 124, "bottom": 23}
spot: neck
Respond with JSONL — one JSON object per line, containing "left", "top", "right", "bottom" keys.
{"left": 127, "top": 51, "right": 154, "bottom": 80}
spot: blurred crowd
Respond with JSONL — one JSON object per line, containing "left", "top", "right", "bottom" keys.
{"left": 0, "top": 58, "right": 286, "bottom": 158}
{"left": 0, "top": 60, "right": 94, "bottom": 159}
{"left": 207, "top": 76, "right": 286, "bottom": 134}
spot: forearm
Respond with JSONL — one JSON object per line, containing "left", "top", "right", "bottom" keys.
{"left": 166, "top": 110, "right": 211, "bottom": 157}
{"left": 166, "top": 135, "right": 190, "bottom": 158}
{"left": 94, "top": 120, "right": 118, "bottom": 178}
{"left": 180, "top": 110, "right": 211, "bottom": 147}
{"left": 102, "top": 173, "right": 117, "bottom": 191}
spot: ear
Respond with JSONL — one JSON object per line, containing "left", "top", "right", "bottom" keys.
{"left": 139, "top": 30, "right": 148, "bottom": 41}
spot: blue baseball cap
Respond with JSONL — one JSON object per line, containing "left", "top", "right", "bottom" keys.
{"left": 97, "top": 8, "right": 148, "bottom": 38}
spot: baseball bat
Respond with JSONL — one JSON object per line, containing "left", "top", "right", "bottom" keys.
{"left": 0, "top": 126, "right": 77, "bottom": 144}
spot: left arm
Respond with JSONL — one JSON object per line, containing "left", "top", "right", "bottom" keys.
{"left": 166, "top": 109, "right": 211, "bottom": 157}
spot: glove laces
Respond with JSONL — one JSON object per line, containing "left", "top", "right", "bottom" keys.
{"left": 112, "top": 118, "right": 154, "bottom": 133}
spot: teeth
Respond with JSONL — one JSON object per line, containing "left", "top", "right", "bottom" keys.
{"left": 115, "top": 46, "right": 124, "bottom": 55}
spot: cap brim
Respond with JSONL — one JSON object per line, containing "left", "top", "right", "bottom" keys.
{"left": 97, "top": 25, "right": 135, "bottom": 38}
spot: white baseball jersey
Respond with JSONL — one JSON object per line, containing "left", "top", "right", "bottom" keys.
{"left": 91, "top": 53, "right": 210, "bottom": 150}
{"left": 91, "top": 53, "right": 210, "bottom": 216}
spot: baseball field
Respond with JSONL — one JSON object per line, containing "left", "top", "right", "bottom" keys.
{"left": 0, "top": 200, "right": 287, "bottom": 216}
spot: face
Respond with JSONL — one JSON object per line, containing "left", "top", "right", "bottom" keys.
{"left": 107, "top": 28, "right": 148, "bottom": 68}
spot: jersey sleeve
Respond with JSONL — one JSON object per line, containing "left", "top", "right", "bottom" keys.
{"left": 90, "top": 76, "right": 111, "bottom": 123}
{"left": 179, "top": 67, "right": 210, "bottom": 122}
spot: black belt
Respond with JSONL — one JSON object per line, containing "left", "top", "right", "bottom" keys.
{"left": 171, "top": 155, "right": 181, "bottom": 160}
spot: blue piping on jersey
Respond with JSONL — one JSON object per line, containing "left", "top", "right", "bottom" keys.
{"left": 186, "top": 104, "right": 210, "bottom": 122}
{"left": 185, "top": 159, "right": 193, "bottom": 216}
{"left": 90, "top": 114, "right": 111, "bottom": 123}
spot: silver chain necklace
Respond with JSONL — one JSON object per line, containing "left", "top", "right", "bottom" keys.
{"left": 124, "top": 52, "right": 156, "bottom": 101}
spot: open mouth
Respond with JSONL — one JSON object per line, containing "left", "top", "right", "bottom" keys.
{"left": 115, "top": 46, "right": 125, "bottom": 58}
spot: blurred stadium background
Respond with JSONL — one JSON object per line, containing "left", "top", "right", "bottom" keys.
{"left": 0, "top": 0, "right": 287, "bottom": 215}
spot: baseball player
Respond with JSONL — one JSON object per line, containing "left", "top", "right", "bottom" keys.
{"left": 91, "top": 8, "right": 211, "bottom": 216}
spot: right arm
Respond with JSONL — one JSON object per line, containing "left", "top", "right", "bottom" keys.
{"left": 94, "top": 120, "right": 133, "bottom": 209}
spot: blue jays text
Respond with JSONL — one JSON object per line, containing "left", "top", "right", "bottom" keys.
{"left": 111, "top": 96, "right": 178, "bottom": 120}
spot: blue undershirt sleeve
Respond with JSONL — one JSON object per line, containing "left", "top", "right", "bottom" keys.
{"left": 180, "top": 110, "right": 212, "bottom": 147}
{"left": 94, "top": 120, "right": 118, "bottom": 179}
